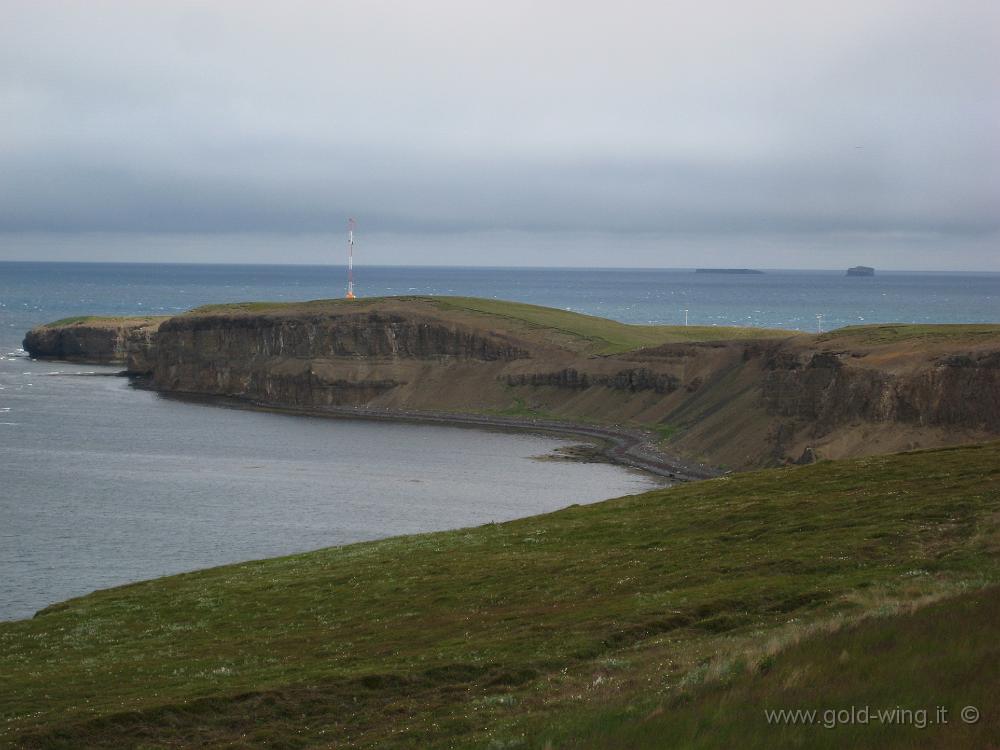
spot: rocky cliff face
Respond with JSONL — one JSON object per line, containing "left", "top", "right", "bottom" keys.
{"left": 760, "top": 347, "right": 1000, "bottom": 433}
{"left": 23, "top": 319, "right": 163, "bottom": 366}
{"left": 150, "top": 311, "right": 532, "bottom": 406}
{"left": 155, "top": 312, "right": 530, "bottom": 361}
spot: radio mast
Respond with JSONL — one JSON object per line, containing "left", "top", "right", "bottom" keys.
{"left": 346, "top": 217, "right": 356, "bottom": 299}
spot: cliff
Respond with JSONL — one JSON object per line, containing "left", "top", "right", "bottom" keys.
{"left": 25, "top": 298, "right": 1000, "bottom": 470}
{"left": 23, "top": 316, "right": 166, "bottom": 367}
{"left": 150, "top": 305, "right": 531, "bottom": 406}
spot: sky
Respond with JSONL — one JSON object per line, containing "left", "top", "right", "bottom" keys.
{"left": 1, "top": 1, "right": 998, "bottom": 269}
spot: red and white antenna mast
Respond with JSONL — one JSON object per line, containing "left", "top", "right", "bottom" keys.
{"left": 346, "top": 217, "right": 356, "bottom": 299}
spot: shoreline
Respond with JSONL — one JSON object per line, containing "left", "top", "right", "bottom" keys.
{"left": 138, "top": 380, "right": 721, "bottom": 482}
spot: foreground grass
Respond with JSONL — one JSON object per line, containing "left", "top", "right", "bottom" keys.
{"left": 532, "top": 585, "right": 1000, "bottom": 749}
{"left": 2, "top": 443, "right": 998, "bottom": 748}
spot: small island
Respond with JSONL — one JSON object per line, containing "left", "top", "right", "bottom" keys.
{"left": 694, "top": 268, "right": 764, "bottom": 274}
{"left": 847, "top": 265, "right": 875, "bottom": 277}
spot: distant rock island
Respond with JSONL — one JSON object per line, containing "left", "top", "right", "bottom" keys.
{"left": 847, "top": 266, "right": 875, "bottom": 277}
{"left": 694, "top": 268, "right": 764, "bottom": 274}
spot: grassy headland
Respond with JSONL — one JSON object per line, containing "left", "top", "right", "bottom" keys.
{"left": 186, "top": 295, "right": 792, "bottom": 355}
{"left": 2, "top": 442, "right": 998, "bottom": 748}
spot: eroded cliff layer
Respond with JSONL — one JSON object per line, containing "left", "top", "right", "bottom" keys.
{"left": 150, "top": 305, "right": 534, "bottom": 406}
{"left": 23, "top": 317, "right": 166, "bottom": 367}
{"left": 26, "top": 298, "right": 1000, "bottom": 470}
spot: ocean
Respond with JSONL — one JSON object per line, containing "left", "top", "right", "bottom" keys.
{"left": 1, "top": 262, "right": 998, "bottom": 621}
{"left": 2, "top": 263, "right": 999, "bottom": 346}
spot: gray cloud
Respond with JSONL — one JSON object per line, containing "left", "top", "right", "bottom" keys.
{"left": 0, "top": 1, "right": 998, "bottom": 267}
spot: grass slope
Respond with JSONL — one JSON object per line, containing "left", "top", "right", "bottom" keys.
{"left": 2, "top": 443, "right": 998, "bottom": 748}
{"left": 430, "top": 297, "right": 790, "bottom": 354}
{"left": 534, "top": 585, "right": 1000, "bottom": 749}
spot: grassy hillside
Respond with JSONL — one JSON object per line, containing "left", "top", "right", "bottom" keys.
{"left": 2, "top": 442, "right": 998, "bottom": 748}
{"left": 532, "top": 585, "right": 1000, "bottom": 749}
{"left": 186, "top": 295, "right": 791, "bottom": 355}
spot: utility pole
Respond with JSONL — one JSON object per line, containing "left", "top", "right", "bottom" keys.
{"left": 346, "top": 218, "right": 356, "bottom": 300}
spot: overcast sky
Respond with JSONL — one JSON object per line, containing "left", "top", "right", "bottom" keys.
{"left": 1, "top": 1, "right": 998, "bottom": 268}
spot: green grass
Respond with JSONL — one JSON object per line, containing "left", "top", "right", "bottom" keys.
{"left": 43, "top": 316, "right": 94, "bottom": 327}
{"left": 819, "top": 323, "right": 1000, "bottom": 345}
{"left": 431, "top": 296, "right": 791, "bottom": 354}
{"left": 2, "top": 442, "right": 998, "bottom": 748}
{"left": 490, "top": 395, "right": 541, "bottom": 418}
{"left": 187, "top": 296, "right": 418, "bottom": 315}
{"left": 187, "top": 301, "right": 340, "bottom": 314}
{"left": 482, "top": 392, "right": 596, "bottom": 422}
{"left": 534, "top": 585, "right": 999, "bottom": 749}
{"left": 43, "top": 315, "right": 167, "bottom": 328}
{"left": 651, "top": 422, "right": 682, "bottom": 442}
{"left": 186, "top": 295, "right": 792, "bottom": 355}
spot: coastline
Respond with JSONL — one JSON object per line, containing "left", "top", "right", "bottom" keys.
{"left": 24, "top": 298, "right": 1000, "bottom": 472}
{"left": 138, "top": 380, "right": 720, "bottom": 482}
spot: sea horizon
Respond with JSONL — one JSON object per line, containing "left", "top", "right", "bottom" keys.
{"left": 3, "top": 258, "right": 1000, "bottom": 274}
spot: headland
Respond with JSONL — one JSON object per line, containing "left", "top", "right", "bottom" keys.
{"left": 24, "top": 296, "right": 1000, "bottom": 473}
